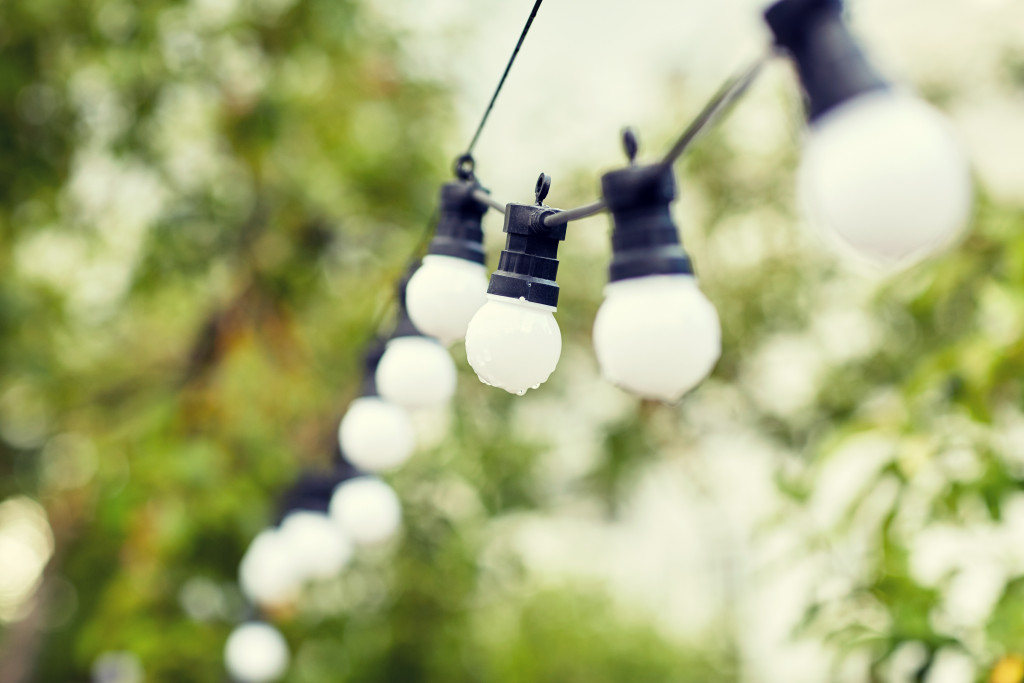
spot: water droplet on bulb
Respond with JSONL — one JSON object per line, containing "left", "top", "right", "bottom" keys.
{"left": 530, "top": 384, "right": 540, "bottom": 390}
{"left": 515, "top": 388, "right": 527, "bottom": 396}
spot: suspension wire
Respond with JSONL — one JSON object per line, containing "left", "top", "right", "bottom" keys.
{"left": 543, "top": 198, "right": 606, "bottom": 226}
{"left": 541, "top": 52, "right": 772, "bottom": 229}
{"left": 658, "top": 52, "right": 771, "bottom": 170}
{"left": 462, "top": 0, "right": 546, "bottom": 160}
{"left": 471, "top": 188, "right": 507, "bottom": 214}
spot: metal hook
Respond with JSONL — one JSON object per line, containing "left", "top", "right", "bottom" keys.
{"left": 535, "top": 172, "right": 551, "bottom": 205}
{"left": 622, "top": 127, "right": 639, "bottom": 166}
{"left": 454, "top": 154, "right": 476, "bottom": 181}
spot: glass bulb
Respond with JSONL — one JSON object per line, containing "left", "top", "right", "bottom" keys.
{"left": 593, "top": 275, "right": 721, "bottom": 402}
{"left": 329, "top": 476, "right": 402, "bottom": 546}
{"left": 375, "top": 336, "right": 456, "bottom": 409}
{"left": 224, "top": 622, "right": 289, "bottom": 683}
{"left": 800, "top": 90, "right": 972, "bottom": 265}
{"left": 464, "top": 295, "right": 561, "bottom": 395}
{"left": 338, "top": 397, "right": 415, "bottom": 472}
{"left": 238, "top": 529, "right": 300, "bottom": 606}
{"left": 406, "top": 255, "right": 489, "bottom": 345}
{"left": 278, "top": 511, "right": 353, "bottom": 581}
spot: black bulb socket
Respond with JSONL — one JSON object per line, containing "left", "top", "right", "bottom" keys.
{"left": 602, "top": 163, "right": 692, "bottom": 283}
{"left": 486, "top": 203, "right": 565, "bottom": 309}
{"left": 764, "top": 0, "right": 890, "bottom": 121}
{"left": 426, "top": 181, "right": 489, "bottom": 264}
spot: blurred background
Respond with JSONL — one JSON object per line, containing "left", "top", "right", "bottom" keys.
{"left": 1, "top": 0, "right": 1024, "bottom": 681}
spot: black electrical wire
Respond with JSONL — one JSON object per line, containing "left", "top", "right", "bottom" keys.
{"left": 462, "top": 0, "right": 546, "bottom": 160}
{"left": 471, "top": 187, "right": 507, "bottom": 213}
{"left": 541, "top": 52, "right": 772, "bottom": 229}
{"left": 657, "top": 53, "right": 770, "bottom": 171}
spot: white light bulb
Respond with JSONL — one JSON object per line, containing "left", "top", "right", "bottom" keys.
{"left": 593, "top": 275, "right": 721, "bottom": 402}
{"left": 329, "top": 476, "right": 402, "bottom": 546}
{"left": 406, "top": 255, "right": 489, "bottom": 345}
{"left": 800, "top": 90, "right": 972, "bottom": 265}
{"left": 278, "top": 511, "right": 353, "bottom": 581}
{"left": 224, "top": 622, "right": 289, "bottom": 683}
{"left": 239, "top": 529, "right": 301, "bottom": 606}
{"left": 464, "top": 295, "right": 561, "bottom": 395}
{"left": 375, "top": 336, "right": 457, "bottom": 409}
{"left": 338, "top": 397, "right": 415, "bottom": 472}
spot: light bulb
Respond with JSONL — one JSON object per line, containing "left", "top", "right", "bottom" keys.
{"left": 224, "top": 622, "right": 289, "bottom": 683}
{"left": 593, "top": 275, "right": 721, "bottom": 401}
{"left": 800, "top": 90, "right": 972, "bottom": 264}
{"left": 329, "top": 476, "right": 402, "bottom": 546}
{"left": 465, "top": 295, "right": 561, "bottom": 395}
{"left": 406, "top": 255, "right": 489, "bottom": 345}
{"left": 338, "top": 396, "right": 415, "bottom": 472}
{"left": 375, "top": 336, "right": 457, "bottom": 409}
{"left": 238, "top": 529, "right": 300, "bottom": 606}
{"left": 278, "top": 511, "right": 353, "bottom": 581}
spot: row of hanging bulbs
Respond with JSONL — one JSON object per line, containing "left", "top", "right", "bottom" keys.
{"left": 223, "top": 0, "right": 973, "bottom": 679}
{"left": 226, "top": 312, "right": 457, "bottom": 681}
{"left": 410, "top": 0, "right": 972, "bottom": 400}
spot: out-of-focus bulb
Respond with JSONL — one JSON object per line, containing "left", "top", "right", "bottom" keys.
{"left": 465, "top": 295, "right": 561, "bottom": 395}
{"left": 338, "top": 397, "right": 415, "bottom": 472}
{"left": 329, "top": 476, "right": 402, "bottom": 546}
{"left": 593, "top": 275, "right": 721, "bottom": 402}
{"left": 239, "top": 530, "right": 300, "bottom": 606}
{"left": 375, "top": 336, "right": 457, "bottom": 409}
{"left": 224, "top": 622, "right": 289, "bottom": 683}
{"left": 406, "top": 255, "right": 489, "bottom": 345}
{"left": 278, "top": 511, "right": 353, "bottom": 581}
{"left": 800, "top": 91, "right": 972, "bottom": 264}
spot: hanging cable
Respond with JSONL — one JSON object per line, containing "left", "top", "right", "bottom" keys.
{"left": 461, "top": 0, "right": 546, "bottom": 163}
{"left": 541, "top": 52, "right": 772, "bottom": 229}
{"left": 657, "top": 52, "right": 771, "bottom": 171}
{"left": 471, "top": 187, "right": 508, "bottom": 213}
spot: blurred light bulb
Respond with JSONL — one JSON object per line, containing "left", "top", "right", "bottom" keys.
{"left": 593, "top": 275, "right": 721, "bottom": 401}
{"left": 338, "top": 397, "right": 415, "bottom": 472}
{"left": 375, "top": 336, "right": 457, "bottom": 409}
{"left": 239, "top": 529, "right": 300, "bottom": 606}
{"left": 465, "top": 296, "right": 561, "bottom": 395}
{"left": 800, "top": 91, "right": 972, "bottom": 264}
{"left": 224, "top": 622, "right": 289, "bottom": 683}
{"left": 329, "top": 476, "right": 402, "bottom": 546}
{"left": 278, "top": 511, "right": 353, "bottom": 581}
{"left": 406, "top": 255, "right": 489, "bottom": 345}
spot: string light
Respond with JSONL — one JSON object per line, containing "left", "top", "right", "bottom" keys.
{"left": 406, "top": 180, "right": 491, "bottom": 345}
{"left": 238, "top": 529, "right": 300, "bottom": 607}
{"left": 278, "top": 510, "right": 354, "bottom": 581}
{"left": 375, "top": 272, "right": 458, "bottom": 409}
{"left": 765, "top": 0, "right": 972, "bottom": 264}
{"left": 226, "top": 0, "right": 975, "bottom": 677}
{"left": 592, "top": 131, "right": 721, "bottom": 401}
{"left": 328, "top": 476, "right": 403, "bottom": 546}
{"left": 224, "top": 622, "right": 290, "bottom": 683}
{"left": 375, "top": 334, "right": 457, "bottom": 410}
{"left": 465, "top": 174, "right": 565, "bottom": 395}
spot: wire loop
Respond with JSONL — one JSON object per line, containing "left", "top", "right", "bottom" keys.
{"left": 535, "top": 173, "right": 551, "bottom": 205}
{"left": 454, "top": 154, "right": 476, "bottom": 181}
